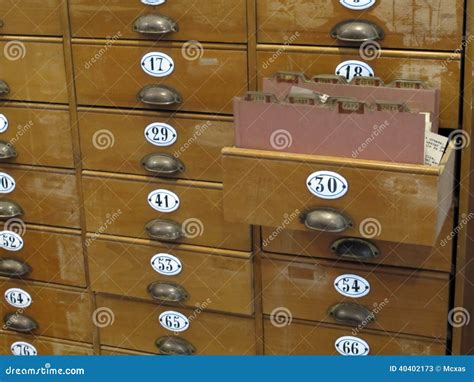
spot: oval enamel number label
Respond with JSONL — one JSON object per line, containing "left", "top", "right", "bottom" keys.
{"left": 0, "top": 231, "right": 24, "bottom": 252}
{"left": 159, "top": 311, "right": 189, "bottom": 332}
{"left": 340, "top": 0, "right": 376, "bottom": 10}
{"left": 151, "top": 253, "right": 182, "bottom": 276}
{"left": 5, "top": 288, "right": 32, "bottom": 308}
{"left": 0, "top": 114, "right": 8, "bottom": 133}
{"left": 141, "top": 52, "right": 174, "bottom": 77}
{"left": 147, "top": 189, "right": 180, "bottom": 213}
{"left": 335, "top": 60, "right": 374, "bottom": 82}
{"left": 144, "top": 122, "right": 177, "bottom": 147}
{"left": 11, "top": 341, "right": 37, "bottom": 356}
{"left": 335, "top": 336, "right": 370, "bottom": 356}
{"left": 141, "top": 0, "right": 165, "bottom": 5}
{"left": 0, "top": 172, "right": 15, "bottom": 194}
{"left": 334, "top": 274, "right": 370, "bottom": 298}
{"left": 307, "top": 171, "right": 348, "bottom": 200}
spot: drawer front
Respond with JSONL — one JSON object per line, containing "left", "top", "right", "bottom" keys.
{"left": 88, "top": 237, "right": 254, "bottom": 315}
{"left": 0, "top": 332, "right": 93, "bottom": 355}
{"left": 83, "top": 175, "right": 251, "bottom": 251}
{"left": 70, "top": 0, "right": 247, "bottom": 43}
{"left": 78, "top": 109, "right": 234, "bottom": 182}
{"left": 262, "top": 256, "right": 449, "bottom": 338}
{"left": 257, "top": 0, "right": 463, "bottom": 51}
{"left": 0, "top": 1, "right": 62, "bottom": 37}
{"left": 264, "top": 320, "right": 446, "bottom": 355}
{"left": 261, "top": 211, "right": 454, "bottom": 272}
{"left": 0, "top": 41, "right": 68, "bottom": 104}
{"left": 0, "top": 226, "right": 85, "bottom": 287}
{"left": 96, "top": 295, "right": 256, "bottom": 355}
{"left": 0, "top": 167, "right": 80, "bottom": 229}
{"left": 222, "top": 147, "right": 455, "bottom": 246}
{"left": 0, "top": 105, "right": 74, "bottom": 168}
{"left": 73, "top": 43, "right": 247, "bottom": 114}
{"left": 0, "top": 280, "right": 92, "bottom": 342}
{"left": 257, "top": 49, "right": 460, "bottom": 129}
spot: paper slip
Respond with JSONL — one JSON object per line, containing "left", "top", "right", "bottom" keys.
{"left": 425, "top": 131, "right": 448, "bottom": 166}
{"left": 290, "top": 86, "right": 331, "bottom": 104}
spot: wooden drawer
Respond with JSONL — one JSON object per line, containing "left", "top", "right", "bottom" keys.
{"left": 222, "top": 147, "right": 455, "bottom": 247}
{"left": 0, "top": 280, "right": 92, "bottom": 343}
{"left": 0, "top": 104, "right": 74, "bottom": 168}
{"left": 88, "top": 235, "right": 254, "bottom": 315}
{"left": 262, "top": 254, "right": 449, "bottom": 339}
{"left": 262, "top": 211, "right": 454, "bottom": 272}
{"left": 0, "top": 166, "right": 80, "bottom": 229}
{"left": 78, "top": 108, "right": 233, "bottom": 182}
{"left": 0, "top": 1, "right": 62, "bottom": 37}
{"left": 0, "top": 39, "right": 68, "bottom": 104}
{"left": 257, "top": 0, "right": 463, "bottom": 51}
{"left": 264, "top": 320, "right": 446, "bottom": 355}
{"left": 0, "top": 225, "right": 85, "bottom": 287}
{"left": 73, "top": 42, "right": 247, "bottom": 114}
{"left": 257, "top": 47, "right": 461, "bottom": 129}
{"left": 70, "top": 0, "right": 247, "bottom": 43}
{"left": 0, "top": 332, "right": 93, "bottom": 355}
{"left": 83, "top": 173, "right": 251, "bottom": 251}
{"left": 96, "top": 295, "right": 256, "bottom": 355}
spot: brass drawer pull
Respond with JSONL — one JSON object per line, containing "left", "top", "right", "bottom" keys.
{"left": 156, "top": 336, "right": 196, "bottom": 355}
{"left": 146, "top": 219, "right": 183, "bottom": 241}
{"left": 0, "top": 257, "right": 31, "bottom": 277}
{"left": 138, "top": 85, "right": 182, "bottom": 106}
{"left": 331, "top": 238, "right": 379, "bottom": 260}
{"left": 0, "top": 141, "right": 17, "bottom": 160}
{"left": 133, "top": 14, "right": 179, "bottom": 35}
{"left": 331, "top": 20, "right": 384, "bottom": 42}
{"left": 0, "top": 80, "right": 10, "bottom": 96}
{"left": 329, "top": 303, "right": 374, "bottom": 326}
{"left": 0, "top": 200, "right": 23, "bottom": 219}
{"left": 300, "top": 208, "right": 353, "bottom": 233}
{"left": 4, "top": 313, "right": 38, "bottom": 332}
{"left": 141, "top": 153, "right": 185, "bottom": 175}
{"left": 147, "top": 281, "right": 189, "bottom": 303}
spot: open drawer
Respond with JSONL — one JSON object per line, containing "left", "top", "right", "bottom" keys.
{"left": 222, "top": 146, "right": 455, "bottom": 247}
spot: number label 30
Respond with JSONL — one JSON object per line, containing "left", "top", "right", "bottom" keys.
{"left": 307, "top": 171, "right": 348, "bottom": 200}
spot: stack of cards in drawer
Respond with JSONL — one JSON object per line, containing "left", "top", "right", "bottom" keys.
{"left": 234, "top": 72, "right": 444, "bottom": 165}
